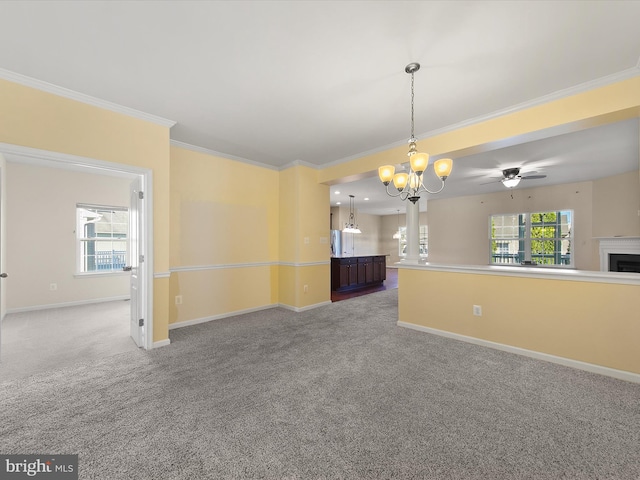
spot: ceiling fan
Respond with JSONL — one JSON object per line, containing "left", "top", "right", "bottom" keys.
{"left": 483, "top": 167, "right": 547, "bottom": 188}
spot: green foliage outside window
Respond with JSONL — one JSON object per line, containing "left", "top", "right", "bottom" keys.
{"left": 490, "top": 210, "right": 572, "bottom": 266}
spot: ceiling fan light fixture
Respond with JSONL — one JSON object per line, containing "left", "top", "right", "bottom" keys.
{"left": 502, "top": 177, "right": 521, "bottom": 188}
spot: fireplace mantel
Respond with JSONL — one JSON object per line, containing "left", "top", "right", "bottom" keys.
{"left": 597, "top": 237, "right": 640, "bottom": 272}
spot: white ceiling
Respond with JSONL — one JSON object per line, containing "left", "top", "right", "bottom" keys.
{"left": 333, "top": 118, "right": 640, "bottom": 215}
{"left": 1, "top": 1, "right": 639, "bottom": 212}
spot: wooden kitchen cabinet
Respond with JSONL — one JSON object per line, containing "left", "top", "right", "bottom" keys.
{"left": 331, "top": 255, "right": 386, "bottom": 292}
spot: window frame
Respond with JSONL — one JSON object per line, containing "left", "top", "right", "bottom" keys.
{"left": 398, "top": 225, "right": 428, "bottom": 258}
{"left": 76, "top": 203, "right": 129, "bottom": 275}
{"left": 489, "top": 210, "right": 573, "bottom": 268}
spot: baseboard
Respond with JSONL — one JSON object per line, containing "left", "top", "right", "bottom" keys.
{"left": 6, "top": 296, "right": 131, "bottom": 314}
{"left": 152, "top": 339, "right": 171, "bottom": 348}
{"left": 169, "top": 304, "right": 278, "bottom": 330}
{"left": 169, "top": 300, "right": 333, "bottom": 329}
{"left": 278, "top": 301, "right": 332, "bottom": 312}
{"left": 397, "top": 321, "right": 640, "bottom": 384}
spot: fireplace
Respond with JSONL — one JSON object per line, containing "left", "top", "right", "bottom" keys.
{"left": 609, "top": 254, "right": 640, "bottom": 273}
{"left": 598, "top": 237, "right": 640, "bottom": 272}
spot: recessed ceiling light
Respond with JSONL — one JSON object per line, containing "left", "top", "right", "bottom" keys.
{"left": 336, "top": 202, "right": 341, "bottom": 205}
{"left": 364, "top": 198, "right": 370, "bottom": 201}
{"left": 334, "top": 191, "right": 340, "bottom": 194}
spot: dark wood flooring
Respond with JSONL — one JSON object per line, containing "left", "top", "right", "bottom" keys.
{"left": 331, "top": 267, "right": 398, "bottom": 302}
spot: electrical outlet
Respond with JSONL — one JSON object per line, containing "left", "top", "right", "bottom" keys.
{"left": 303, "top": 285, "right": 308, "bottom": 293}
{"left": 473, "top": 305, "right": 482, "bottom": 316}
{"left": 319, "top": 237, "right": 328, "bottom": 244}
{"left": 304, "top": 237, "right": 310, "bottom": 244}
{"left": 175, "top": 295, "right": 183, "bottom": 305}
{"left": 49, "top": 283, "right": 57, "bottom": 291}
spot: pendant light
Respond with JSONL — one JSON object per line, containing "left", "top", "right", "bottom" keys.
{"left": 342, "top": 195, "right": 361, "bottom": 234}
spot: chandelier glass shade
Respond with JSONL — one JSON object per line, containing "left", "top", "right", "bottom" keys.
{"left": 378, "top": 63, "right": 453, "bottom": 204}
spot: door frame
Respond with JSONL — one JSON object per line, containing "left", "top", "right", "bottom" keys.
{"left": 0, "top": 142, "right": 155, "bottom": 350}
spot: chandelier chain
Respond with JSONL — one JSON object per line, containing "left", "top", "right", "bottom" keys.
{"left": 410, "top": 72, "right": 415, "bottom": 140}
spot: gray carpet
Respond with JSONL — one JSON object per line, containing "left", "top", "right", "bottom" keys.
{"left": 1, "top": 289, "right": 639, "bottom": 479}
{"left": 1, "top": 300, "right": 136, "bottom": 381}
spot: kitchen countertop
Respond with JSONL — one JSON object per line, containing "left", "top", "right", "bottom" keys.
{"left": 331, "top": 254, "right": 389, "bottom": 259}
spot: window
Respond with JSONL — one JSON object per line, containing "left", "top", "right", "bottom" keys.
{"left": 490, "top": 210, "right": 572, "bottom": 267}
{"left": 77, "top": 204, "right": 128, "bottom": 273}
{"left": 399, "top": 225, "right": 428, "bottom": 257}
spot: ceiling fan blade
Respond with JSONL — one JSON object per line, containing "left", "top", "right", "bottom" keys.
{"left": 480, "top": 179, "right": 501, "bottom": 185}
{"left": 522, "top": 174, "right": 546, "bottom": 180}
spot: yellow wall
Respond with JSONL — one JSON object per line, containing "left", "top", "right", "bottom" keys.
{"left": 169, "top": 146, "right": 279, "bottom": 325}
{"left": 169, "top": 151, "right": 330, "bottom": 323}
{"left": 278, "top": 165, "right": 331, "bottom": 309}
{"left": 0, "top": 78, "right": 172, "bottom": 342}
{"left": 399, "top": 268, "right": 640, "bottom": 374}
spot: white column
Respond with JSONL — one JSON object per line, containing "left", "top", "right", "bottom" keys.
{"left": 403, "top": 200, "right": 420, "bottom": 263}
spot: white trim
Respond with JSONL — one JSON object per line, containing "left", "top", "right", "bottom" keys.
{"left": 597, "top": 237, "right": 640, "bottom": 272}
{"left": 397, "top": 321, "right": 640, "bottom": 384}
{"left": 171, "top": 262, "right": 275, "bottom": 272}
{"left": 170, "top": 140, "right": 278, "bottom": 171}
{"left": 169, "top": 300, "right": 333, "bottom": 329}
{"left": 0, "top": 67, "right": 176, "bottom": 128}
{"left": 74, "top": 271, "right": 129, "bottom": 278}
{"left": 169, "top": 304, "right": 277, "bottom": 330}
{"left": 279, "top": 159, "right": 321, "bottom": 171}
{"left": 152, "top": 339, "right": 171, "bottom": 348}
{"left": 324, "top": 67, "right": 640, "bottom": 168}
{"left": 0, "top": 142, "right": 155, "bottom": 350}
{"left": 0, "top": 143, "right": 150, "bottom": 175}
{"left": 278, "top": 261, "right": 330, "bottom": 267}
{"left": 141, "top": 171, "right": 154, "bottom": 351}
{"left": 169, "top": 141, "right": 323, "bottom": 172}
{"left": 171, "top": 261, "right": 329, "bottom": 272}
{"left": 6, "top": 296, "right": 130, "bottom": 314}
{"left": 278, "top": 301, "right": 332, "bottom": 312}
{"left": 397, "top": 262, "right": 640, "bottom": 286}
{"left": 154, "top": 272, "right": 171, "bottom": 279}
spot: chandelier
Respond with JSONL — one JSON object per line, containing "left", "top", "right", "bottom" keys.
{"left": 378, "top": 63, "right": 453, "bottom": 204}
{"left": 342, "top": 195, "right": 361, "bottom": 234}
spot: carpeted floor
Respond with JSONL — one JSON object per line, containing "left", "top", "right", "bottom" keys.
{"left": 1, "top": 300, "right": 136, "bottom": 381}
{"left": 1, "top": 289, "right": 639, "bottom": 479}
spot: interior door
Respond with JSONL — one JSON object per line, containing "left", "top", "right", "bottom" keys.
{"left": 0, "top": 167, "right": 4, "bottom": 359}
{"left": 128, "top": 177, "right": 145, "bottom": 347}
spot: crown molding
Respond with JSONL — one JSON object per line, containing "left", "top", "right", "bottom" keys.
{"left": 169, "top": 139, "right": 279, "bottom": 171}
{"left": 170, "top": 141, "right": 321, "bottom": 172}
{"left": 279, "top": 159, "right": 321, "bottom": 171}
{"left": 325, "top": 66, "right": 640, "bottom": 168}
{"left": 0, "top": 67, "right": 176, "bottom": 128}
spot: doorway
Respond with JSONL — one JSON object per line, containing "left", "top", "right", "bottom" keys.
{"left": 0, "top": 143, "right": 154, "bottom": 363}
